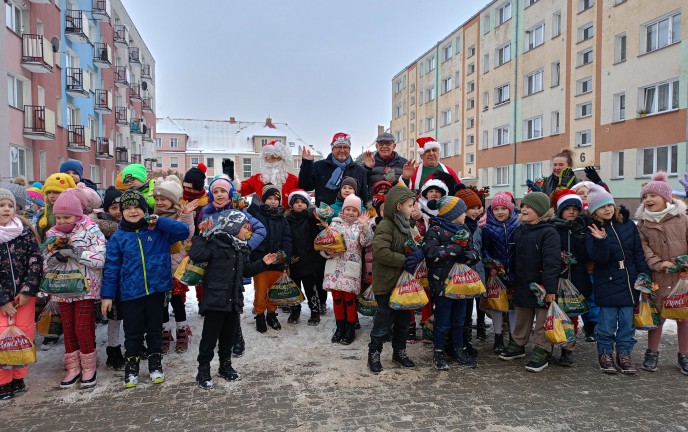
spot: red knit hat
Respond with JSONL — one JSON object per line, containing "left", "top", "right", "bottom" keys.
{"left": 491, "top": 191, "right": 514, "bottom": 213}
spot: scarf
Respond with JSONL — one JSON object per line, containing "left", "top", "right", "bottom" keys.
{"left": 339, "top": 212, "right": 358, "bottom": 225}
{"left": 121, "top": 217, "right": 149, "bottom": 232}
{"left": 464, "top": 216, "right": 478, "bottom": 234}
{"left": 326, "top": 156, "right": 354, "bottom": 191}
{"left": 0, "top": 217, "right": 24, "bottom": 243}
{"left": 183, "top": 188, "right": 207, "bottom": 202}
{"left": 154, "top": 206, "right": 179, "bottom": 219}
{"left": 212, "top": 198, "right": 232, "bottom": 210}
{"left": 434, "top": 217, "right": 463, "bottom": 235}
{"left": 261, "top": 204, "right": 284, "bottom": 218}
{"left": 394, "top": 212, "right": 412, "bottom": 236}
{"left": 215, "top": 231, "right": 247, "bottom": 251}
{"left": 644, "top": 203, "right": 675, "bottom": 223}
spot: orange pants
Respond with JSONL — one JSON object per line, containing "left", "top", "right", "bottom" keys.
{"left": 0, "top": 297, "right": 36, "bottom": 385}
{"left": 253, "top": 271, "right": 281, "bottom": 315}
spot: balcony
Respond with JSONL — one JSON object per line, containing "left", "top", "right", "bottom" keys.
{"left": 28, "top": 0, "right": 52, "bottom": 3}
{"left": 129, "top": 47, "right": 141, "bottom": 64}
{"left": 65, "top": 10, "right": 91, "bottom": 43}
{"left": 114, "top": 66, "right": 129, "bottom": 88}
{"left": 93, "top": 43, "right": 112, "bottom": 68}
{"left": 131, "top": 153, "right": 142, "bottom": 164}
{"left": 142, "top": 129, "right": 153, "bottom": 143}
{"left": 144, "top": 158, "right": 157, "bottom": 171}
{"left": 23, "top": 106, "right": 56, "bottom": 140}
{"left": 67, "top": 125, "right": 89, "bottom": 152}
{"left": 129, "top": 83, "right": 142, "bottom": 101}
{"left": 94, "top": 89, "right": 112, "bottom": 114}
{"left": 96, "top": 137, "right": 113, "bottom": 160}
{"left": 92, "top": 0, "right": 110, "bottom": 21}
{"left": 21, "top": 34, "right": 53, "bottom": 73}
{"left": 141, "top": 97, "right": 153, "bottom": 113}
{"left": 66, "top": 68, "right": 89, "bottom": 97}
{"left": 115, "top": 107, "right": 128, "bottom": 125}
{"left": 114, "top": 25, "right": 128, "bottom": 47}
{"left": 116, "top": 146, "right": 129, "bottom": 165}
{"left": 130, "top": 120, "right": 146, "bottom": 135}
{"left": 141, "top": 64, "right": 151, "bottom": 79}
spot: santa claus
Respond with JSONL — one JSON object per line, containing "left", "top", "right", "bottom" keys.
{"left": 408, "top": 136, "right": 460, "bottom": 191}
{"left": 240, "top": 140, "right": 300, "bottom": 207}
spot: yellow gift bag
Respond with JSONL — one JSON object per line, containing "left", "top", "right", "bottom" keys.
{"left": 484, "top": 275, "right": 509, "bottom": 311}
{"left": 661, "top": 279, "right": 688, "bottom": 320}
{"left": 0, "top": 317, "right": 36, "bottom": 366}
{"left": 544, "top": 302, "right": 576, "bottom": 346}
{"left": 634, "top": 294, "right": 661, "bottom": 330}
{"left": 390, "top": 271, "right": 429, "bottom": 310}
{"left": 444, "top": 263, "right": 486, "bottom": 299}
{"left": 414, "top": 260, "right": 429, "bottom": 288}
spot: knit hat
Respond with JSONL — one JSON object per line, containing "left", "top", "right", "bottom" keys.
{"left": 520, "top": 192, "right": 551, "bottom": 217}
{"left": 152, "top": 175, "right": 183, "bottom": 206}
{"left": 372, "top": 180, "right": 393, "bottom": 196}
{"left": 375, "top": 132, "right": 396, "bottom": 143}
{"left": 31, "top": 181, "right": 43, "bottom": 190}
{"left": 183, "top": 164, "right": 207, "bottom": 191}
{"left": 216, "top": 209, "right": 247, "bottom": 236}
{"left": 43, "top": 173, "right": 77, "bottom": 195}
{"left": 456, "top": 187, "right": 482, "bottom": 209}
{"left": 571, "top": 181, "right": 595, "bottom": 194}
{"left": 52, "top": 189, "right": 85, "bottom": 217}
{"left": 431, "top": 195, "right": 467, "bottom": 222}
{"left": 5, "top": 183, "right": 27, "bottom": 210}
{"left": 490, "top": 191, "right": 515, "bottom": 213}
{"left": 0, "top": 188, "right": 16, "bottom": 206}
{"left": 420, "top": 179, "right": 449, "bottom": 199}
{"left": 372, "top": 194, "right": 386, "bottom": 215}
{"left": 115, "top": 171, "right": 127, "bottom": 191}
{"left": 340, "top": 177, "right": 359, "bottom": 192}
{"left": 342, "top": 194, "right": 362, "bottom": 213}
{"left": 120, "top": 189, "right": 148, "bottom": 212}
{"left": 71, "top": 183, "right": 102, "bottom": 213}
{"left": 262, "top": 183, "right": 281, "bottom": 203}
{"left": 26, "top": 188, "right": 44, "bottom": 207}
{"left": 330, "top": 132, "right": 351, "bottom": 148}
{"left": 60, "top": 159, "right": 83, "bottom": 180}
{"left": 641, "top": 172, "right": 673, "bottom": 203}
{"left": 416, "top": 136, "right": 441, "bottom": 156}
{"left": 288, "top": 189, "right": 311, "bottom": 208}
{"left": 208, "top": 175, "right": 234, "bottom": 202}
{"left": 122, "top": 164, "right": 148, "bottom": 183}
{"left": 587, "top": 184, "right": 615, "bottom": 214}
{"left": 102, "top": 186, "right": 122, "bottom": 210}
{"left": 554, "top": 189, "right": 583, "bottom": 217}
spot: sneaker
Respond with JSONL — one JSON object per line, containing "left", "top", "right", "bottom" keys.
{"left": 368, "top": 350, "right": 383, "bottom": 374}
{"left": 407, "top": 323, "right": 417, "bottom": 344}
{"left": 493, "top": 334, "right": 505, "bottom": 354}
{"left": 641, "top": 349, "right": 659, "bottom": 372}
{"left": 161, "top": 330, "right": 174, "bottom": 354}
{"left": 175, "top": 326, "right": 192, "bottom": 353}
{"left": 616, "top": 353, "right": 637, "bottom": 375}
{"left": 559, "top": 348, "right": 574, "bottom": 367}
{"left": 287, "top": 306, "right": 301, "bottom": 324}
{"left": 525, "top": 347, "right": 550, "bottom": 372}
{"left": 218, "top": 359, "right": 241, "bottom": 381}
{"left": 598, "top": 353, "right": 617, "bottom": 374}
{"left": 499, "top": 340, "right": 526, "bottom": 361}
{"left": 463, "top": 342, "right": 479, "bottom": 358}
{"left": 453, "top": 348, "right": 478, "bottom": 368}
{"left": 124, "top": 355, "right": 140, "bottom": 388}
{"left": 0, "top": 383, "right": 13, "bottom": 400}
{"left": 255, "top": 314, "right": 267, "bottom": 333}
{"left": 148, "top": 353, "right": 165, "bottom": 384}
{"left": 678, "top": 353, "right": 688, "bottom": 375}
{"left": 41, "top": 336, "right": 59, "bottom": 351}
{"left": 232, "top": 324, "right": 245, "bottom": 357}
{"left": 196, "top": 364, "right": 214, "bottom": 389}
{"left": 307, "top": 311, "right": 320, "bottom": 326}
{"left": 392, "top": 349, "right": 415, "bottom": 368}
{"left": 266, "top": 312, "right": 281, "bottom": 330}
{"left": 10, "top": 378, "right": 26, "bottom": 394}
{"left": 433, "top": 350, "right": 449, "bottom": 370}
{"left": 106, "top": 345, "right": 125, "bottom": 371}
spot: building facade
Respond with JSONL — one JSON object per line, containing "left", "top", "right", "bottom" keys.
{"left": 3, "top": 0, "right": 156, "bottom": 189}
{"left": 391, "top": 0, "right": 687, "bottom": 209}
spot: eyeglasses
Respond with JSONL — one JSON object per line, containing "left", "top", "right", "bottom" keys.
{"left": 377, "top": 142, "right": 394, "bottom": 147}
{"left": 332, "top": 146, "right": 350, "bottom": 151}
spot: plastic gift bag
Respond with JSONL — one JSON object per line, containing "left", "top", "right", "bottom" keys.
{"left": 174, "top": 256, "right": 207, "bottom": 286}
{"left": 0, "top": 317, "right": 37, "bottom": 367}
{"left": 422, "top": 315, "right": 434, "bottom": 341}
{"left": 314, "top": 226, "right": 347, "bottom": 253}
{"left": 268, "top": 272, "right": 303, "bottom": 307}
{"left": 36, "top": 300, "right": 62, "bottom": 337}
{"left": 661, "top": 278, "right": 688, "bottom": 320}
{"left": 414, "top": 260, "right": 429, "bottom": 288}
{"left": 40, "top": 258, "right": 90, "bottom": 297}
{"left": 390, "top": 271, "right": 428, "bottom": 310}
{"left": 530, "top": 283, "right": 547, "bottom": 306}
{"left": 483, "top": 275, "right": 509, "bottom": 311}
{"left": 444, "top": 263, "right": 486, "bottom": 299}
{"left": 544, "top": 301, "right": 576, "bottom": 346}
{"left": 357, "top": 286, "right": 377, "bottom": 317}
{"left": 634, "top": 294, "right": 661, "bottom": 330}
{"left": 557, "top": 278, "right": 590, "bottom": 316}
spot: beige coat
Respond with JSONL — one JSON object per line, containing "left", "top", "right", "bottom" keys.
{"left": 636, "top": 200, "right": 688, "bottom": 310}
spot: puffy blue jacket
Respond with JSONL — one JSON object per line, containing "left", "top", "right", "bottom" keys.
{"left": 585, "top": 208, "right": 650, "bottom": 307}
{"left": 102, "top": 218, "right": 190, "bottom": 302}
{"left": 481, "top": 207, "right": 518, "bottom": 286}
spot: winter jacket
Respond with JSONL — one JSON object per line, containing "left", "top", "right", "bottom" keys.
{"left": 102, "top": 217, "right": 190, "bottom": 302}
{"left": 513, "top": 209, "right": 561, "bottom": 308}
{"left": 286, "top": 208, "right": 323, "bottom": 278}
{"left": 364, "top": 151, "right": 407, "bottom": 198}
{"left": 158, "top": 211, "right": 195, "bottom": 274}
{"left": 466, "top": 218, "right": 486, "bottom": 283}
{"left": 247, "top": 203, "right": 292, "bottom": 272}
{"left": 0, "top": 222, "right": 42, "bottom": 307}
{"left": 482, "top": 207, "right": 519, "bottom": 287}
{"left": 372, "top": 186, "right": 416, "bottom": 296}
{"left": 96, "top": 213, "right": 120, "bottom": 240}
{"left": 585, "top": 207, "right": 651, "bottom": 307}
{"left": 299, "top": 154, "right": 369, "bottom": 206}
{"left": 189, "top": 234, "right": 266, "bottom": 314}
{"left": 80, "top": 178, "right": 99, "bottom": 192}
{"left": 553, "top": 216, "right": 593, "bottom": 297}
{"left": 44, "top": 218, "right": 107, "bottom": 303}
{"left": 323, "top": 217, "right": 373, "bottom": 294}
{"left": 240, "top": 173, "right": 300, "bottom": 209}
{"left": 328, "top": 197, "right": 367, "bottom": 224}
{"left": 199, "top": 203, "right": 266, "bottom": 251}
{"left": 636, "top": 200, "right": 688, "bottom": 309}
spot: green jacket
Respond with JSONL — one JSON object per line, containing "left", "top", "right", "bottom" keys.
{"left": 372, "top": 185, "right": 416, "bottom": 296}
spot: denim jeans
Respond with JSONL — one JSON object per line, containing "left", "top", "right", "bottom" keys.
{"left": 433, "top": 296, "right": 467, "bottom": 350}
{"left": 596, "top": 306, "right": 636, "bottom": 355}
{"left": 582, "top": 291, "right": 600, "bottom": 324}
{"left": 369, "top": 294, "right": 410, "bottom": 352}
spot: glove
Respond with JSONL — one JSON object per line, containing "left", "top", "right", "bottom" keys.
{"left": 47, "top": 252, "right": 68, "bottom": 268}
{"left": 584, "top": 166, "right": 602, "bottom": 184}
{"left": 464, "top": 250, "right": 479, "bottom": 265}
{"left": 58, "top": 247, "right": 79, "bottom": 259}
{"left": 404, "top": 249, "right": 424, "bottom": 274}
{"left": 679, "top": 173, "right": 688, "bottom": 194}
{"left": 558, "top": 167, "right": 575, "bottom": 188}
{"left": 526, "top": 179, "right": 541, "bottom": 192}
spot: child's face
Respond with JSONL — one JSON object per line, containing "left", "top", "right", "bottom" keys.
{"left": 236, "top": 222, "right": 252, "bottom": 241}
{"left": 55, "top": 214, "right": 78, "bottom": 225}
{"left": 292, "top": 200, "right": 308, "bottom": 212}
{"left": 155, "top": 196, "right": 174, "bottom": 210}
{"left": 107, "top": 203, "right": 122, "bottom": 221}
{"left": 123, "top": 205, "right": 145, "bottom": 223}
{"left": 340, "top": 185, "right": 355, "bottom": 198}
{"left": 426, "top": 189, "right": 443, "bottom": 201}
{"left": 576, "top": 186, "right": 588, "bottom": 203}
{"left": 466, "top": 206, "right": 482, "bottom": 220}
{"left": 561, "top": 206, "right": 580, "bottom": 220}
{"left": 65, "top": 170, "right": 81, "bottom": 184}
{"left": 125, "top": 178, "right": 145, "bottom": 189}
{"left": 0, "top": 200, "right": 15, "bottom": 225}
{"left": 452, "top": 213, "right": 467, "bottom": 225}
{"left": 32, "top": 202, "right": 41, "bottom": 212}
{"left": 520, "top": 204, "right": 539, "bottom": 224}
{"left": 594, "top": 204, "right": 615, "bottom": 221}
{"left": 264, "top": 196, "right": 280, "bottom": 207}
{"left": 411, "top": 202, "right": 421, "bottom": 219}
{"left": 396, "top": 198, "right": 415, "bottom": 219}
{"left": 212, "top": 188, "right": 229, "bottom": 206}
{"left": 643, "top": 193, "right": 667, "bottom": 212}
{"left": 46, "top": 191, "right": 61, "bottom": 205}
{"left": 341, "top": 206, "right": 360, "bottom": 219}
{"left": 492, "top": 205, "right": 510, "bottom": 222}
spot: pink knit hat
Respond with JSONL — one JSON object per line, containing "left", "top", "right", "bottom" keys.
{"left": 342, "top": 194, "right": 362, "bottom": 213}
{"left": 641, "top": 172, "right": 673, "bottom": 203}
{"left": 71, "top": 183, "right": 102, "bottom": 213}
{"left": 491, "top": 191, "right": 514, "bottom": 213}
{"left": 53, "top": 189, "right": 85, "bottom": 217}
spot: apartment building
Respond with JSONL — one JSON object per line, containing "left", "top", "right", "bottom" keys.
{"left": 391, "top": 0, "right": 687, "bottom": 209}
{"left": 3, "top": 0, "right": 156, "bottom": 189}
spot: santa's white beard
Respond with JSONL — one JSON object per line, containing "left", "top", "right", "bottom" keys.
{"left": 260, "top": 161, "right": 289, "bottom": 188}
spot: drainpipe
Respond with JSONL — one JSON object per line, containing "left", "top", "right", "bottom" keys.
{"left": 435, "top": 42, "right": 440, "bottom": 141}
{"left": 511, "top": 0, "right": 520, "bottom": 195}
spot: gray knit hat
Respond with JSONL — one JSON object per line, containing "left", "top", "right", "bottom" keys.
{"left": 375, "top": 132, "right": 396, "bottom": 143}
{"left": 216, "top": 209, "right": 248, "bottom": 236}
{"left": 0, "top": 188, "right": 16, "bottom": 207}
{"left": 520, "top": 192, "right": 551, "bottom": 217}
{"left": 5, "top": 184, "right": 26, "bottom": 210}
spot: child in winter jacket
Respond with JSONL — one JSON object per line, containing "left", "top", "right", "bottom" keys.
{"left": 190, "top": 210, "right": 277, "bottom": 388}
{"left": 181, "top": 164, "right": 209, "bottom": 233}
{"left": 121, "top": 163, "right": 155, "bottom": 211}
{"left": 323, "top": 194, "right": 373, "bottom": 345}
{"left": 328, "top": 177, "right": 366, "bottom": 223}
{"left": 636, "top": 172, "right": 688, "bottom": 375}
{"left": 499, "top": 192, "right": 560, "bottom": 373}
{"left": 101, "top": 190, "right": 189, "bottom": 388}
{"left": 38, "top": 173, "right": 77, "bottom": 242}
{"left": 407, "top": 199, "right": 431, "bottom": 343}
{"left": 152, "top": 176, "right": 197, "bottom": 354}
{"left": 585, "top": 185, "right": 650, "bottom": 375}
{"left": 0, "top": 189, "right": 42, "bottom": 400}
{"left": 423, "top": 196, "right": 479, "bottom": 370}
{"left": 368, "top": 185, "right": 418, "bottom": 374}
{"left": 43, "top": 189, "right": 106, "bottom": 388}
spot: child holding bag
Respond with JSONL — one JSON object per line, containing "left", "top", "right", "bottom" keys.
{"left": 0, "top": 189, "right": 42, "bottom": 400}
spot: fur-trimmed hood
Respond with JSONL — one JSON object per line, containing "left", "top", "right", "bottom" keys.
{"left": 635, "top": 198, "right": 687, "bottom": 222}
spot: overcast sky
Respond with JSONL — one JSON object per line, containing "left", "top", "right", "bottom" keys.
{"left": 121, "top": 0, "right": 491, "bottom": 156}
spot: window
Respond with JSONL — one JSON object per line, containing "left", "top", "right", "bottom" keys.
{"left": 579, "top": 0, "right": 593, "bottom": 12}
{"left": 494, "top": 126, "right": 509, "bottom": 146}
{"left": 155, "top": 138, "right": 162, "bottom": 148}
{"left": 243, "top": 158, "right": 252, "bottom": 178}
{"left": 466, "top": 152, "right": 475, "bottom": 164}
{"left": 426, "top": 116, "right": 435, "bottom": 132}
{"left": 526, "top": 23, "right": 545, "bottom": 50}
{"left": 526, "top": 0, "right": 539, "bottom": 6}
{"left": 525, "top": 116, "right": 543, "bottom": 140}
{"left": 410, "top": 96, "right": 415, "bottom": 105}
{"left": 613, "top": 92, "right": 626, "bottom": 121}
{"left": 524, "top": 69, "right": 544, "bottom": 96}
{"left": 481, "top": 130, "right": 489, "bottom": 150}
{"left": 260, "top": 138, "right": 269, "bottom": 146}
{"left": 551, "top": 111, "right": 560, "bottom": 134}
{"left": 643, "top": 13, "right": 680, "bottom": 53}
{"left": 641, "top": 145, "right": 678, "bottom": 176}
{"left": 578, "top": 47, "right": 593, "bottom": 65}
{"left": 207, "top": 158, "right": 214, "bottom": 168}
{"left": 191, "top": 157, "right": 199, "bottom": 166}
{"left": 467, "top": 135, "right": 475, "bottom": 146}
{"left": 483, "top": 15, "right": 491, "bottom": 34}
{"left": 467, "top": 81, "right": 475, "bottom": 93}
{"left": 10, "top": 146, "right": 27, "bottom": 178}
{"left": 553, "top": 11, "right": 562, "bottom": 37}
{"left": 467, "top": 117, "right": 475, "bottom": 129}
{"left": 467, "top": 98, "right": 475, "bottom": 110}
{"left": 497, "top": 2, "right": 511, "bottom": 25}
{"left": 427, "top": 56, "right": 436, "bottom": 72}
{"left": 497, "top": 42, "right": 511, "bottom": 66}
{"left": 551, "top": 61, "right": 560, "bottom": 87}
{"left": 156, "top": 159, "right": 162, "bottom": 168}
{"left": 526, "top": 162, "right": 542, "bottom": 182}
{"left": 410, "top": 123, "right": 415, "bottom": 132}
{"left": 90, "top": 166, "right": 100, "bottom": 184}
{"left": 7, "top": 74, "right": 24, "bottom": 109}
{"left": 455, "top": 104, "right": 460, "bottom": 120}
{"left": 467, "top": 63, "right": 475, "bottom": 75}
{"left": 576, "top": 130, "right": 592, "bottom": 147}
{"left": 495, "top": 84, "right": 510, "bottom": 104}
{"left": 395, "top": 105, "right": 403, "bottom": 118}
{"left": 612, "top": 151, "right": 624, "bottom": 178}
{"left": 170, "top": 157, "right": 179, "bottom": 168}
{"left": 576, "top": 76, "right": 593, "bottom": 95}
{"left": 441, "top": 142, "right": 452, "bottom": 157}
{"left": 578, "top": 22, "right": 594, "bottom": 42}
{"left": 442, "top": 44, "right": 453, "bottom": 62}
{"left": 410, "top": 83, "right": 415, "bottom": 93}
{"left": 442, "top": 76, "right": 452, "bottom": 94}
{"left": 615, "top": 33, "right": 627, "bottom": 62}
{"left": 170, "top": 137, "right": 178, "bottom": 148}
{"left": 410, "top": 111, "right": 415, "bottom": 120}
{"left": 468, "top": 45, "right": 476, "bottom": 58}
{"left": 642, "top": 80, "right": 679, "bottom": 115}
{"left": 577, "top": 102, "right": 593, "bottom": 118}
{"left": 441, "top": 109, "right": 452, "bottom": 126}
{"left": 483, "top": 91, "right": 489, "bottom": 110}
{"left": 496, "top": 166, "right": 510, "bottom": 186}
{"left": 426, "top": 86, "right": 436, "bottom": 103}
{"left": 5, "top": 3, "right": 22, "bottom": 34}
{"left": 483, "top": 54, "right": 490, "bottom": 72}
{"left": 454, "top": 71, "right": 461, "bottom": 88}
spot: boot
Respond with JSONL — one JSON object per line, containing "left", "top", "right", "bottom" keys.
{"left": 452, "top": 347, "right": 478, "bottom": 368}
{"left": 106, "top": 345, "right": 125, "bottom": 370}
{"left": 368, "top": 350, "right": 383, "bottom": 374}
{"left": 499, "top": 339, "right": 526, "bottom": 361}
{"left": 10, "top": 378, "right": 26, "bottom": 394}
{"left": 148, "top": 353, "right": 165, "bottom": 383}
{"left": 218, "top": 358, "right": 240, "bottom": 381}
{"left": 433, "top": 350, "right": 449, "bottom": 370}
{"left": 161, "top": 329, "right": 174, "bottom": 354}
{"left": 584, "top": 322, "right": 597, "bottom": 342}
{"left": 463, "top": 342, "right": 478, "bottom": 358}
{"left": 616, "top": 353, "right": 637, "bottom": 375}
{"left": 407, "top": 322, "right": 417, "bottom": 344}
{"left": 266, "top": 312, "right": 281, "bottom": 330}
{"left": 124, "top": 355, "right": 140, "bottom": 388}
{"left": 196, "top": 363, "right": 213, "bottom": 389}
{"left": 80, "top": 351, "right": 98, "bottom": 388}
{"left": 678, "top": 353, "right": 688, "bottom": 375}
{"left": 60, "top": 351, "right": 81, "bottom": 388}
{"left": 392, "top": 349, "right": 415, "bottom": 368}
{"left": 287, "top": 305, "right": 301, "bottom": 324}
{"left": 476, "top": 323, "right": 488, "bottom": 341}
{"left": 598, "top": 353, "right": 617, "bottom": 374}
{"left": 0, "top": 383, "right": 13, "bottom": 400}
{"left": 340, "top": 322, "right": 356, "bottom": 345}
{"left": 493, "top": 334, "right": 505, "bottom": 354}
{"left": 559, "top": 348, "right": 574, "bottom": 367}
{"left": 307, "top": 311, "right": 320, "bottom": 326}
{"left": 641, "top": 349, "right": 659, "bottom": 372}
{"left": 232, "top": 324, "right": 245, "bottom": 357}
{"left": 175, "top": 325, "right": 192, "bottom": 353}
{"left": 525, "top": 346, "right": 550, "bottom": 373}
{"left": 255, "top": 314, "right": 267, "bottom": 333}
{"left": 331, "top": 320, "right": 345, "bottom": 343}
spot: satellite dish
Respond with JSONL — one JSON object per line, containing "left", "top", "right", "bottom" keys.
{"left": 141, "top": 81, "right": 148, "bottom": 91}
{"left": 51, "top": 37, "right": 60, "bottom": 53}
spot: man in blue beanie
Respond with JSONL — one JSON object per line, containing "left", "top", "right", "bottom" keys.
{"left": 60, "top": 159, "right": 98, "bottom": 191}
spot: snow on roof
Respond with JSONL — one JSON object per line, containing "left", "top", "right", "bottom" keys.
{"left": 155, "top": 117, "right": 188, "bottom": 135}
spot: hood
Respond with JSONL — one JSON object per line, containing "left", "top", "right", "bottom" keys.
{"left": 383, "top": 185, "right": 416, "bottom": 222}
{"left": 635, "top": 199, "right": 687, "bottom": 222}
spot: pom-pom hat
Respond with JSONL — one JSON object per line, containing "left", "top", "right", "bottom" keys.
{"left": 416, "top": 136, "right": 441, "bottom": 156}
{"left": 183, "top": 163, "right": 207, "bottom": 191}
{"left": 641, "top": 171, "right": 673, "bottom": 203}
{"left": 554, "top": 189, "right": 583, "bottom": 217}
{"left": 288, "top": 189, "right": 311, "bottom": 208}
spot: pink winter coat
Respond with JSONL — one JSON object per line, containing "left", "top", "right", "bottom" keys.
{"left": 323, "top": 217, "right": 374, "bottom": 295}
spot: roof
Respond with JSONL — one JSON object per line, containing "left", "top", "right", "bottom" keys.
{"left": 156, "top": 117, "right": 188, "bottom": 135}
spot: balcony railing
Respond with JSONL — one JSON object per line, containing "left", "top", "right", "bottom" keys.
{"left": 141, "top": 97, "right": 153, "bottom": 113}
{"left": 93, "top": 43, "right": 112, "bottom": 68}
{"left": 21, "top": 34, "right": 53, "bottom": 73}
{"left": 96, "top": 137, "right": 113, "bottom": 160}
{"left": 114, "top": 66, "right": 129, "bottom": 87}
{"left": 66, "top": 68, "right": 89, "bottom": 97}
{"left": 67, "top": 125, "right": 89, "bottom": 152}
{"left": 142, "top": 129, "right": 153, "bottom": 143}
{"left": 95, "top": 89, "right": 112, "bottom": 113}
{"left": 129, "top": 83, "right": 142, "bottom": 101}
{"left": 116, "top": 146, "right": 129, "bottom": 164}
{"left": 131, "top": 153, "right": 142, "bottom": 164}
{"left": 92, "top": 0, "right": 110, "bottom": 21}
{"left": 141, "top": 64, "right": 151, "bottom": 79}
{"left": 129, "top": 47, "right": 140, "bottom": 64}
{"left": 28, "top": 0, "right": 52, "bottom": 3}
{"left": 144, "top": 158, "right": 157, "bottom": 171}
{"left": 23, "top": 105, "right": 56, "bottom": 140}
{"left": 130, "top": 120, "right": 145, "bottom": 134}
{"left": 115, "top": 107, "right": 128, "bottom": 125}
{"left": 114, "top": 25, "right": 128, "bottom": 47}
{"left": 65, "top": 10, "right": 90, "bottom": 43}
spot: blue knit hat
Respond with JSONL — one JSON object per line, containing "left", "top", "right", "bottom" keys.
{"left": 430, "top": 195, "right": 467, "bottom": 222}
{"left": 60, "top": 160, "right": 83, "bottom": 180}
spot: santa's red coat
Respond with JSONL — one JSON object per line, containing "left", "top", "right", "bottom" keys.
{"left": 240, "top": 173, "right": 300, "bottom": 208}
{"left": 408, "top": 163, "right": 461, "bottom": 190}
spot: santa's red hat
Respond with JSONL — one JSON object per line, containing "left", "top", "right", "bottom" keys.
{"left": 262, "top": 139, "right": 292, "bottom": 162}
{"left": 416, "top": 136, "right": 441, "bottom": 156}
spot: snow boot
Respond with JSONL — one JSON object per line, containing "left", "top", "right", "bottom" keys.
{"left": 80, "top": 351, "right": 98, "bottom": 388}
{"left": 368, "top": 350, "right": 383, "bottom": 374}
{"left": 196, "top": 363, "right": 213, "bottom": 389}
{"left": 0, "top": 383, "right": 13, "bottom": 400}
{"left": 60, "top": 351, "right": 81, "bottom": 388}
{"left": 392, "top": 349, "right": 415, "bottom": 368}
{"left": 255, "top": 314, "right": 267, "bottom": 333}
{"left": 433, "top": 350, "right": 449, "bottom": 370}
{"left": 148, "top": 353, "right": 165, "bottom": 384}
{"left": 106, "top": 345, "right": 125, "bottom": 370}
{"left": 175, "top": 325, "right": 192, "bottom": 353}
{"left": 266, "top": 312, "right": 281, "bottom": 330}
{"left": 10, "top": 378, "right": 26, "bottom": 394}
{"left": 493, "top": 334, "right": 505, "bottom": 354}
{"left": 307, "top": 311, "right": 320, "bottom": 326}
{"left": 287, "top": 305, "right": 301, "bottom": 324}
{"left": 476, "top": 323, "right": 488, "bottom": 341}
{"left": 331, "top": 320, "right": 345, "bottom": 343}
{"left": 232, "top": 323, "right": 245, "bottom": 357}
{"left": 161, "top": 329, "right": 173, "bottom": 354}
{"left": 340, "top": 322, "right": 356, "bottom": 345}
{"left": 678, "top": 353, "right": 688, "bottom": 375}
{"left": 584, "top": 322, "right": 597, "bottom": 342}
{"left": 124, "top": 355, "right": 140, "bottom": 388}
{"left": 218, "top": 358, "right": 240, "bottom": 381}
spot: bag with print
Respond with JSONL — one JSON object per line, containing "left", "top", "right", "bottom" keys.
{"left": 414, "top": 260, "right": 429, "bottom": 288}
{"left": 357, "top": 286, "right": 377, "bottom": 317}
{"left": 0, "top": 317, "right": 36, "bottom": 368}
{"left": 268, "top": 272, "right": 303, "bottom": 307}
{"left": 483, "top": 275, "right": 510, "bottom": 312}
{"left": 389, "top": 271, "right": 428, "bottom": 310}
{"left": 556, "top": 278, "right": 590, "bottom": 317}
{"left": 634, "top": 294, "right": 661, "bottom": 330}
{"left": 661, "top": 278, "right": 688, "bottom": 320}
{"left": 444, "top": 263, "right": 485, "bottom": 299}
{"left": 544, "top": 301, "right": 576, "bottom": 346}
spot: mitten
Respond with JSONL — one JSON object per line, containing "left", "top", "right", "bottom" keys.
{"left": 404, "top": 249, "right": 424, "bottom": 273}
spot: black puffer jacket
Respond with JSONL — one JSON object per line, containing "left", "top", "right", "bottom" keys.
{"left": 286, "top": 208, "right": 323, "bottom": 278}
{"left": 298, "top": 154, "right": 368, "bottom": 206}
{"left": 513, "top": 210, "right": 561, "bottom": 308}
{"left": 0, "top": 223, "right": 42, "bottom": 307}
{"left": 553, "top": 216, "right": 593, "bottom": 297}
{"left": 248, "top": 203, "right": 292, "bottom": 272}
{"left": 365, "top": 152, "right": 407, "bottom": 198}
